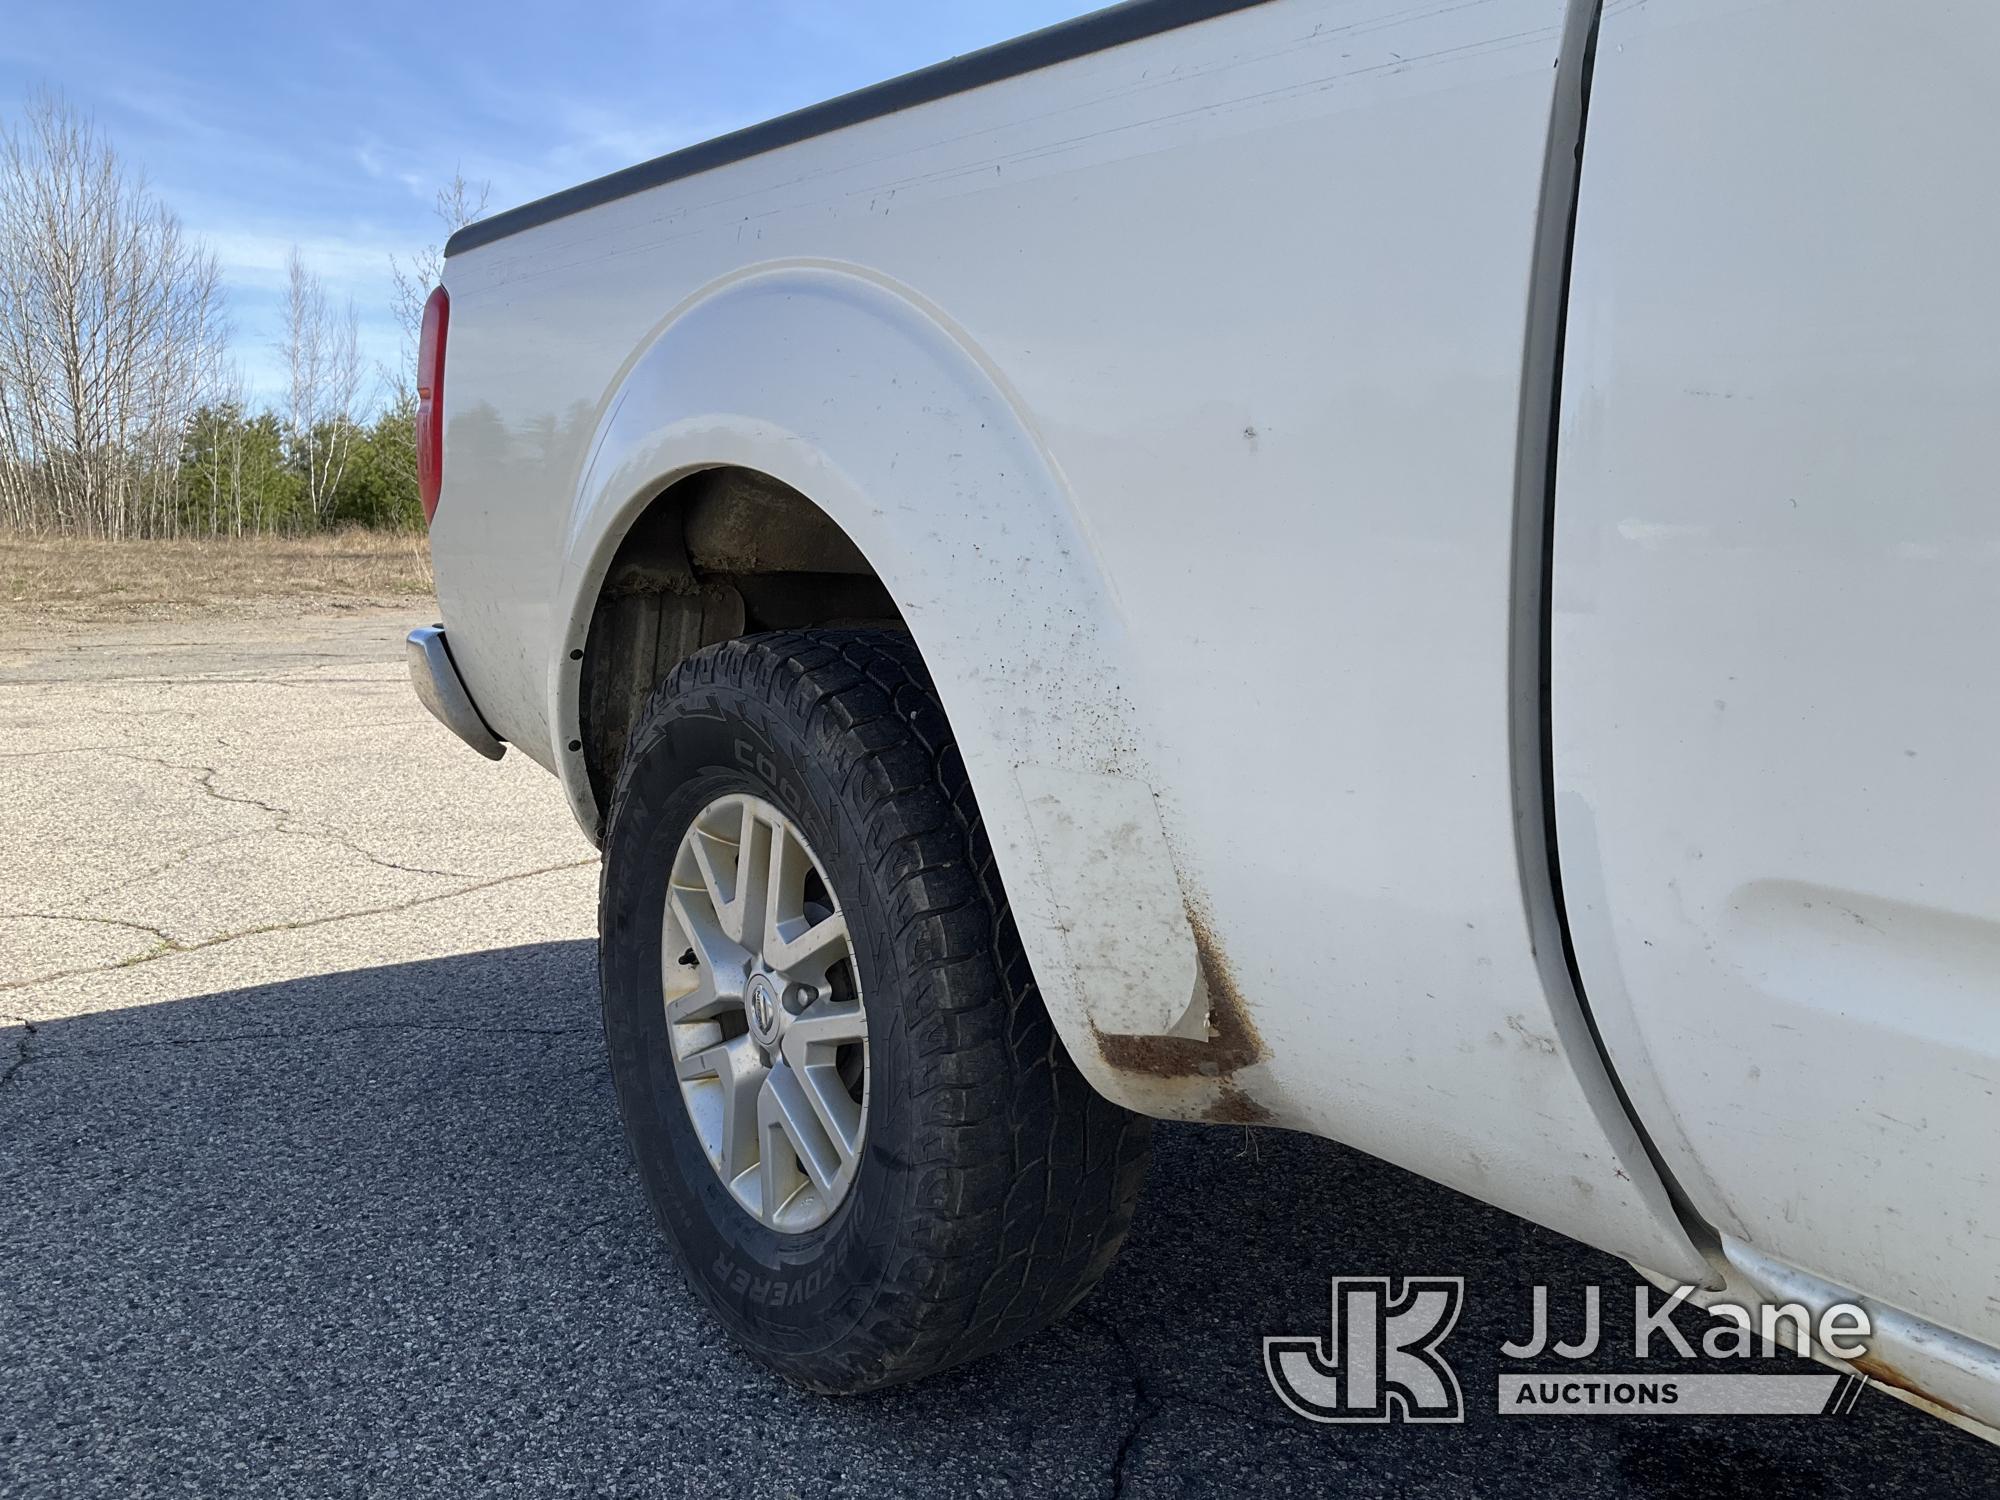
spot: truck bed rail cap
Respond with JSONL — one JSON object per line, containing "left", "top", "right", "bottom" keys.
{"left": 445, "top": 0, "right": 1273, "bottom": 256}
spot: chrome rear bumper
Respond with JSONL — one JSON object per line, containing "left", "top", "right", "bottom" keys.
{"left": 406, "top": 625, "right": 505, "bottom": 760}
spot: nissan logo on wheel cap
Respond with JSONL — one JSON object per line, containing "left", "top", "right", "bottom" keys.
{"left": 746, "top": 974, "right": 780, "bottom": 1044}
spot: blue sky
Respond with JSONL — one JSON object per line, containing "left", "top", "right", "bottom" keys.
{"left": 0, "top": 0, "right": 1090, "bottom": 409}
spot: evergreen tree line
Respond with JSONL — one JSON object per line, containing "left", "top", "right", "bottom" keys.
{"left": 167, "top": 396, "right": 425, "bottom": 537}
{"left": 0, "top": 90, "right": 483, "bottom": 539}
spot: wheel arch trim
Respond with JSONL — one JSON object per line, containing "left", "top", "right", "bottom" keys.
{"left": 550, "top": 261, "right": 1228, "bottom": 1116}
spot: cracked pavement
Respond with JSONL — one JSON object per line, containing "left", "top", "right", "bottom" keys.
{"left": 0, "top": 613, "right": 591, "bottom": 997}
{"left": 4, "top": 610, "right": 1998, "bottom": 1497}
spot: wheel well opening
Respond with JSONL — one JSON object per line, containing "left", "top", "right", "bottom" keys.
{"left": 578, "top": 467, "right": 904, "bottom": 820}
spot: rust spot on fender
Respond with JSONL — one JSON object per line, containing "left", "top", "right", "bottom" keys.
{"left": 1847, "top": 1353, "right": 1977, "bottom": 1422}
{"left": 1092, "top": 911, "right": 1267, "bottom": 1124}
{"left": 1202, "top": 1083, "right": 1273, "bottom": 1125}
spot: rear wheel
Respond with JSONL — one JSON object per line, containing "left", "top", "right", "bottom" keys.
{"left": 598, "top": 629, "right": 1151, "bottom": 1392}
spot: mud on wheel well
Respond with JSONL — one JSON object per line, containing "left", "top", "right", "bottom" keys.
{"left": 579, "top": 467, "right": 905, "bottom": 819}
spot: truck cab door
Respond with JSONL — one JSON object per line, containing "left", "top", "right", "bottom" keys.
{"left": 1551, "top": 0, "right": 2000, "bottom": 1348}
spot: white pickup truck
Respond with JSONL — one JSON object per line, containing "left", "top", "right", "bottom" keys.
{"left": 407, "top": 0, "right": 2000, "bottom": 1424}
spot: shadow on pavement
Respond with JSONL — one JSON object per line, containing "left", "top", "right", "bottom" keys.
{"left": 3, "top": 942, "right": 1994, "bottom": 1497}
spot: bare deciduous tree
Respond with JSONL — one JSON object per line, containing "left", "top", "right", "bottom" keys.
{"left": 281, "top": 246, "right": 362, "bottom": 523}
{"left": 0, "top": 91, "right": 227, "bottom": 537}
{"left": 375, "top": 171, "right": 488, "bottom": 499}
{"left": 388, "top": 170, "right": 488, "bottom": 395}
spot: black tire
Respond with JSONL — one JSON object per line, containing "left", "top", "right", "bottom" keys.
{"left": 598, "top": 628, "right": 1151, "bottom": 1392}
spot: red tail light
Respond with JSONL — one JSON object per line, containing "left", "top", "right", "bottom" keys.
{"left": 416, "top": 286, "right": 449, "bottom": 524}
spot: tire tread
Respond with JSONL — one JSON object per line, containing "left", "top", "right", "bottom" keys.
{"left": 610, "top": 628, "right": 1150, "bottom": 1392}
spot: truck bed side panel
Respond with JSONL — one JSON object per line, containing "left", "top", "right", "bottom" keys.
{"left": 433, "top": 0, "right": 1710, "bottom": 1280}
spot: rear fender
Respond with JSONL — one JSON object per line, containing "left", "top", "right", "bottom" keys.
{"left": 554, "top": 261, "right": 1233, "bottom": 1119}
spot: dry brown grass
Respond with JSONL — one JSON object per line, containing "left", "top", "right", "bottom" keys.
{"left": 0, "top": 529, "right": 435, "bottom": 624}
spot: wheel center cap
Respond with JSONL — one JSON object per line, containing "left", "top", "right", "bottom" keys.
{"left": 746, "top": 974, "right": 781, "bottom": 1045}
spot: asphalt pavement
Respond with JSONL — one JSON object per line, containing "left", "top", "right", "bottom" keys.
{"left": 3, "top": 610, "right": 1996, "bottom": 1497}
